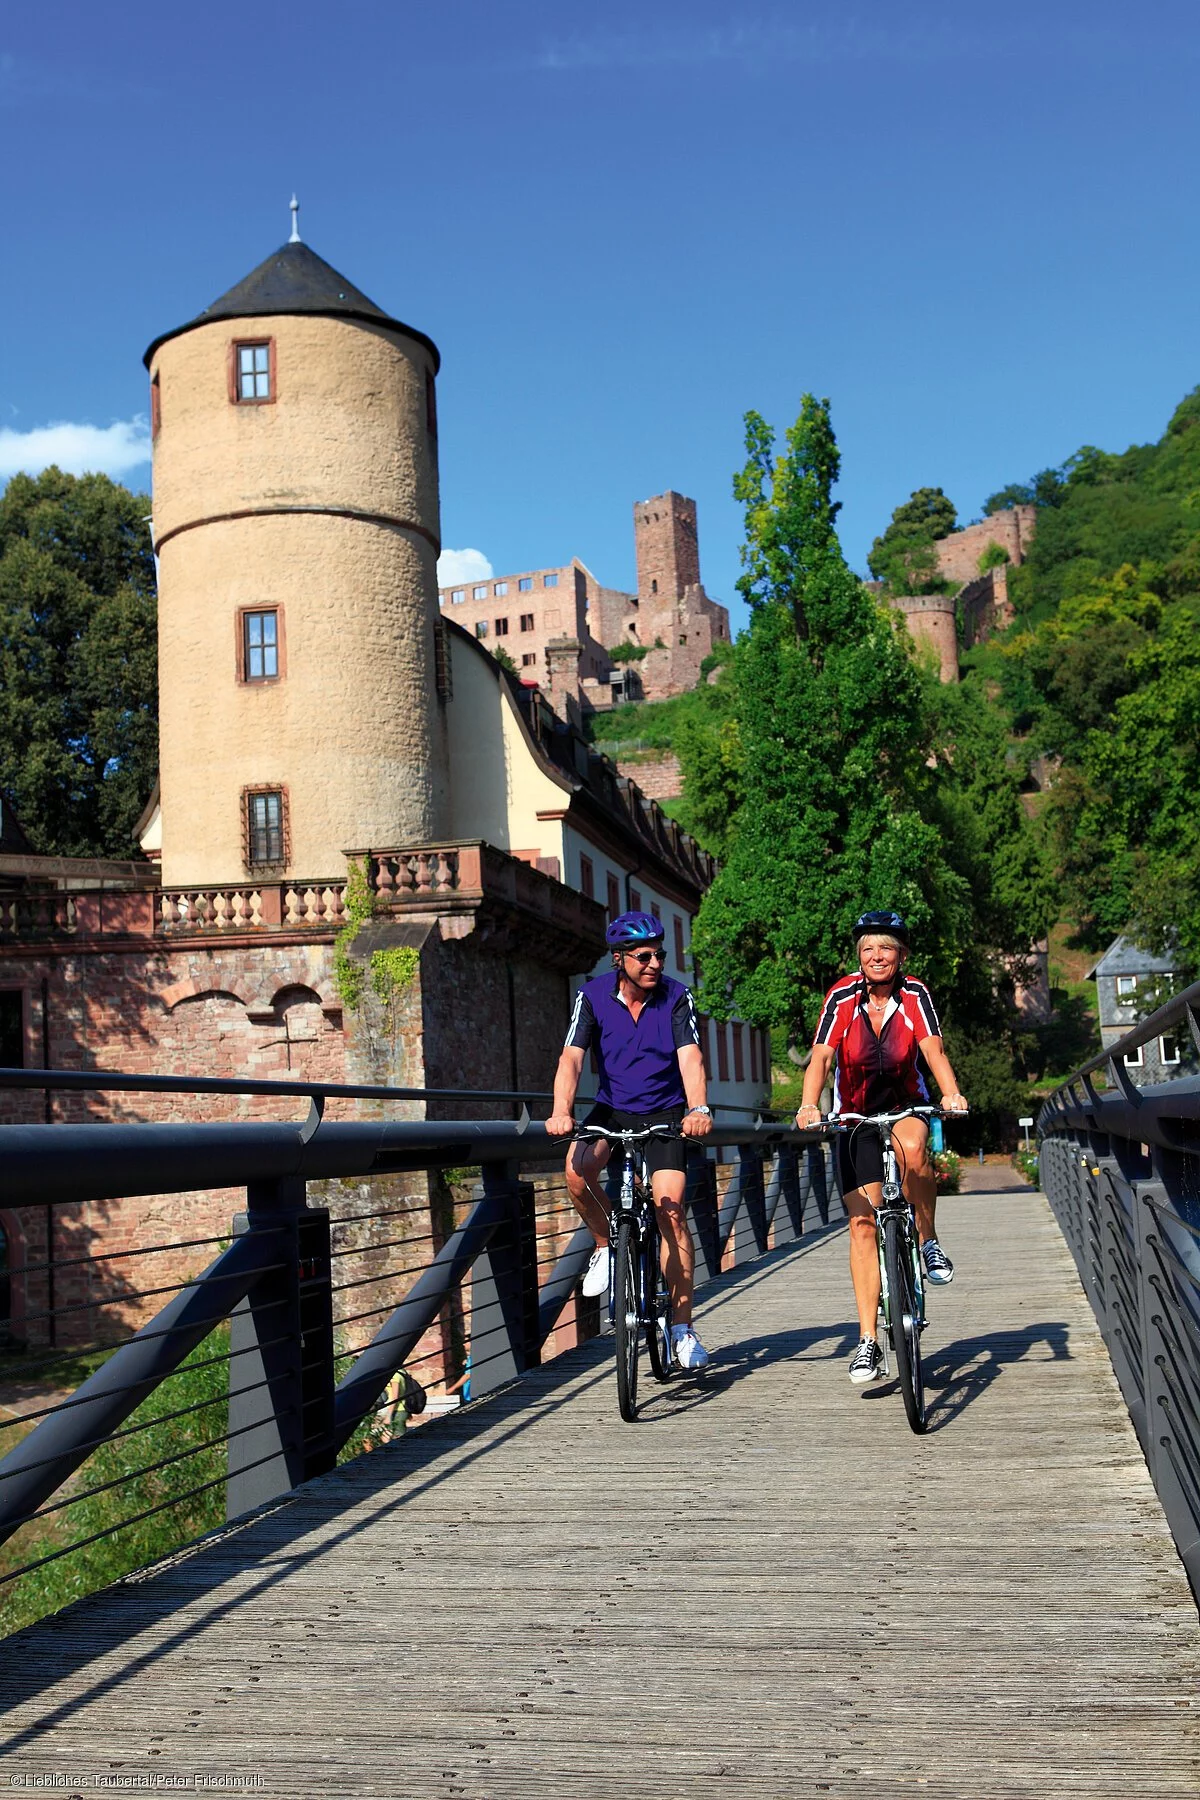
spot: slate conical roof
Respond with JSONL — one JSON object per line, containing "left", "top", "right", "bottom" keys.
{"left": 144, "top": 240, "right": 439, "bottom": 369}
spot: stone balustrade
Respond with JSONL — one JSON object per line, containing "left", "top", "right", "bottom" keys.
{"left": 157, "top": 883, "right": 347, "bottom": 932}
{"left": 369, "top": 847, "right": 460, "bottom": 901}
{"left": 0, "top": 893, "right": 77, "bottom": 938}
{"left": 352, "top": 839, "right": 605, "bottom": 967}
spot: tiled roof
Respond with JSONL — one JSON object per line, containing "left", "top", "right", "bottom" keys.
{"left": 144, "top": 241, "right": 439, "bottom": 368}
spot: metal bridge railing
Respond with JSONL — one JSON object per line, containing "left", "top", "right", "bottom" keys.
{"left": 1037, "top": 978, "right": 1200, "bottom": 1598}
{"left": 0, "top": 1069, "right": 838, "bottom": 1628}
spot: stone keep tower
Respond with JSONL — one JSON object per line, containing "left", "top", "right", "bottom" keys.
{"left": 145, "top": 219, "right": 446, "bottom": 887}
{"left": 634, "top": 490, "right": 701, "bottom": 609}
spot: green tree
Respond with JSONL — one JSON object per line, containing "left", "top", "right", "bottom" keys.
{"left": 867, "top": 486, "right": 958, "bottom": 595}
{"left": 982, "top": 467, "right": 1066, "bottom": 515}
{"left": 999, "top": 564, "right": 1162, "bottom": 757}
{"left": 691, "top": 400, "right": 972, "bottom": 1039}
{"left": 1050, "top": 603, "right": 1200, "bottom": 970}
{"left": 0, "top": 468, "right": 157, "bottom": 857}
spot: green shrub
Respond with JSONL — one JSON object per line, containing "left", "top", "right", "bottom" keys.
{"left": 1012, "top": 1148, "right": 1040, "bottom": 1186}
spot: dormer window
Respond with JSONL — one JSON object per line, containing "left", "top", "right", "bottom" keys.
{"left": 233, "top": 340, "right": 274, "bottom": 403}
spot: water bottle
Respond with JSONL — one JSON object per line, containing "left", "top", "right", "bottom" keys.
{"left": 930, "top": 1116, "right": 944, "bottom": 1155}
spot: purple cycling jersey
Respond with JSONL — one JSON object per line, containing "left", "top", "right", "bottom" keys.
{"left": 564, "top": 972, "right": 700, "bottom": 1111}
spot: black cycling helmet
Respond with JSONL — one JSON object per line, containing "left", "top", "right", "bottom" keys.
{"left": 606, "top": 909, "right": 665, "bottom": 948}
{"left": 852, "top": 909, "right": 910, "bottom": 946}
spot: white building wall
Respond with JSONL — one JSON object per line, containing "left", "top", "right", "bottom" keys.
{"left": 560, "top": 821, "right": 767, "bottom": 1119}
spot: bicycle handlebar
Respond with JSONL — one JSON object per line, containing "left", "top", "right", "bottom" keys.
{"left": 572, "top": 1123, "right": 682, "bottom": 1144}
{"left": 823, "top": 1105, "right": 955, "bottom": 1129}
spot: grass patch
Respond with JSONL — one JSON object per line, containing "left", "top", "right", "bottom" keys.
{"left": 0, "top": 1328, "right": 230, "bottom": 1638}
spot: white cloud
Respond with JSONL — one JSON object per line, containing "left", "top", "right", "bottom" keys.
{"left": 531, "top": 16, "right": 1137, "bottom": 75}
{"left": 0, "top": 418, "right": 152, "bottom": 482}
{"left": 436, "top": 547, "right": 494, "bottom": 589}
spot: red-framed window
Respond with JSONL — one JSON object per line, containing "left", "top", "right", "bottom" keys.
{"left": 606, "top": 872, "right": 620, "bottom": 923}
{"left": 229, "top": 338, "right": 276, "bottom": 405}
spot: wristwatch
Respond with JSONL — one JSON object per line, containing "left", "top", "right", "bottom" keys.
{"left": 686, "top": 1105, "right": 712, "bottom": 1117}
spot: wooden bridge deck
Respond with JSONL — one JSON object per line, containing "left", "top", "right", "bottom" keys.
{"left": 2, "top": 1183, "right": 1199, "bottom": 1798}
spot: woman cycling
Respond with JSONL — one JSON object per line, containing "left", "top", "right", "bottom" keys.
{"left": 794, "top": 911, "right": 968, "bottom": 1385}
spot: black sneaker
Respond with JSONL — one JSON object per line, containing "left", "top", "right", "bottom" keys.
{"left": 922, "top": 1239, "right": 955, "bottom": 1285}
{"left": 849, "top": 1336, "right": 883, "bottom": 1384}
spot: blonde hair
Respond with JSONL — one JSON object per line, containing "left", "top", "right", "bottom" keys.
{"left": 858, "top": 934, "right": 906, "bottom": 954}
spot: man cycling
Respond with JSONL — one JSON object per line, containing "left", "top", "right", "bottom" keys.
{"left": 546, "top": 910, "right": 713, "bottom": 1371}
{"left": 794, "top": 911, "right": 968, "bottom": 1385}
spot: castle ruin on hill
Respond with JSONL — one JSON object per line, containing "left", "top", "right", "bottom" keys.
{"left": 893, "top": 504, "right": 1037, "bottom": 682}
{"left": 438, "top": 490, "right": 731, "bottom": 722}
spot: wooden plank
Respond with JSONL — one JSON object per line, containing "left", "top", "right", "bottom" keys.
{"left": 1, "top": 1188, "right": 1198, "bottom": 1798}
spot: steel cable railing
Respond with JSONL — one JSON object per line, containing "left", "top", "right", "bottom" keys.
{"left": 0, "top": 1065, "right": 840, "bottom": 1634}
{"left": 1036, "top": 977, "right": 1200, "bottom": 1601}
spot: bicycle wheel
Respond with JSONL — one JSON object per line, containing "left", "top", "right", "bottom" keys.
{"left": 883, "top": 1213, "right": 926, "bottom": 1434}
{"left": 613, "top": 1216, "right": 640, "bottom": 1422}
{"left": 644, "top": 1216, "right": 673, "bottom": 1383}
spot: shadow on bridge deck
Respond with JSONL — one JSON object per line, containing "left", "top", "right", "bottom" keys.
{"left": 2, "top": 1194, "right": 1198, "bottom": 1799}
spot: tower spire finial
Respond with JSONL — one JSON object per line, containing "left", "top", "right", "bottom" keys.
{"left": 289, "top": 195, "right": 301, "bottom": 244}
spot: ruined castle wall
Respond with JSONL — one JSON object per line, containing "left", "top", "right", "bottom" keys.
{"left": 895, "top": 597, "right": 959, "bottom": 683}
{"left": 959, "top": 566, "right": 1015, "bottom": 649}
{"left": 934, "top": 506, "right": 1037, "bottom": 587}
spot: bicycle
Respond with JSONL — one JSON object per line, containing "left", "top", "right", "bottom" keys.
{"left": 825, "top": 1105, "right": 948, "bottom": 1435}
{"left": 573, "top": 1124, "right": 678, "bottom": 1421}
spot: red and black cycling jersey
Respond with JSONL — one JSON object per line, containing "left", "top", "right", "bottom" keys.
{"left": 812, "top": 974, "right": 941, "bottom": 1115}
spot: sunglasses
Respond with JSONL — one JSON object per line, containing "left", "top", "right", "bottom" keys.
{"left": 624, "top": 947, "right": 666, "bottom": 965}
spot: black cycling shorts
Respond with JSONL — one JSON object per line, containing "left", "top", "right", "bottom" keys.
{"left": 836, "top": 1117, "right": 928, "bottom": 1195}
{"left": 583, "top": 1103, "right": 688, "bottom": 1176}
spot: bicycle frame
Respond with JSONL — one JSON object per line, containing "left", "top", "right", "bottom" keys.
{"left": 573, "top": 1124, "right": 678, "bottom": 1418}
{"left": 828, "top": 1105, "right": 944, "bottom": 1432}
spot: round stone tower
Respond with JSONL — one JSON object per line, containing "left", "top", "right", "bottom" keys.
{"left": 145, "top": 219, "right": 446, "bottom": 887}
{"left": 895, "top": 596, "right": 959, "bottom": 683}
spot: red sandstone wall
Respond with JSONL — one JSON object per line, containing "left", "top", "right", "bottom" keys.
{"left": 934, "top": 506, "right": 1036, "bottom": 587}
{"left": 959, "top": 566, "right": 1015, "bottom": 649}
{"left": 895, "top": 598, "right": 959, "bottom": 682}
{"left": 0, "top": 924, "right": 581, "bottom": 1386}
{"left": 613, "top": 753, "right": 682, "bottom": 801}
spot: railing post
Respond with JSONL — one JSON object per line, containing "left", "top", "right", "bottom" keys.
{"left": 713, "top": 1152, "right": 742, "bottom": 1265}
{"left": 227, "top": 1177, "right": 335, "bottom": 1522}
{"left": 686, "top": 1147, "right": 721, "bottom": 1279}
{"left": 771, "top": 1146, "right": 803, "bottom": 1246}
{"left": 806, "top": 1143, "right": 830, "bottom": 1228}
{"left": 468, "top": 1160, "right": 540, "bottom": 1398}
{"left": 733, "top": 1147, "right": 768, "bottom": 1265}
{"left": 1133, "top": 1168, "right": 1200, "bottom": 1595}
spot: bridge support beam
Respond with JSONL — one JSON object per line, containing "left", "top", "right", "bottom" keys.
{"left": 227, "top": 1177, "right": 336, "bottom": 1521}
{"left": 468, "top": 1161, "right": 541, "bottom": 1398}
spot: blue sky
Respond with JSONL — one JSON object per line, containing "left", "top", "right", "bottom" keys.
{"left": 2, "top": 0, "right": 1198, "bottom": 626}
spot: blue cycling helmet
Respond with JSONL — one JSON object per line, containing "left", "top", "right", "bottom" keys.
{"left": 852, "top": 909, "right": 910, "bottom": 946}
{"left": 606, "top": 910, "right": 665, "bottom": 948}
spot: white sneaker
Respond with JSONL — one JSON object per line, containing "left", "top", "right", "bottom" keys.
{"left": 671, "top": 1324, "right": 709, "bottom": 1370}
{"left": 582, "top": 1247, "right": 611, "bottom": 1298}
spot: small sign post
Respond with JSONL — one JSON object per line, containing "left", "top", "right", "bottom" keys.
{"left": 1019, "top": 1115, "right": 1034, "bottom": 1150}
